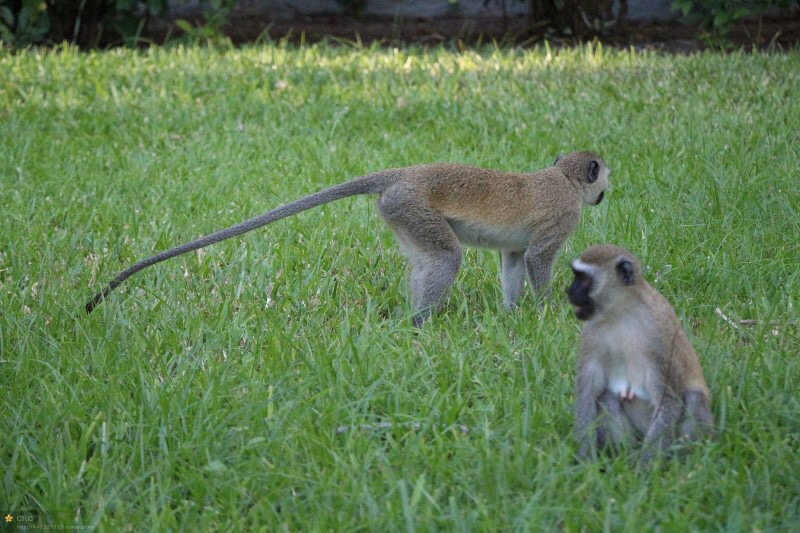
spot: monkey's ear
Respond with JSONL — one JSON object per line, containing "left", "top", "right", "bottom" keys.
{"left": 616, "top": 259, "right": 635, "bottom": 285}
{"left": 588, "top": 160, "right": 600, "bottom": 183}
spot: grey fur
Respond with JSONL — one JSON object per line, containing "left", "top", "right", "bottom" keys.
{"left": 569, "top": 244, "right": 714, "bottom": 463}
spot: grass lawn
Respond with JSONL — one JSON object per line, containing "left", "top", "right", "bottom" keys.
{"left": 1, "top": 42, "right": 798, "bottom": 531}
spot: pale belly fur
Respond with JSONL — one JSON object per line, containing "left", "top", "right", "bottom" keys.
{"left": 447, "top": 219, "right": 530, "bottom": 251}
{"left": 600, "top": 322, "right": 658, "bottom": 434}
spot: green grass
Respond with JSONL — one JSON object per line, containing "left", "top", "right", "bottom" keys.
{"left": 1, "top": 42, "right": 799, "bottom": 531}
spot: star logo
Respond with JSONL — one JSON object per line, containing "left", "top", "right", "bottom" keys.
{"left": 4, "top": 514, "right": 12, "bottom": 523}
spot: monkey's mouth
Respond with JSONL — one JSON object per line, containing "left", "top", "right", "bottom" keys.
{"left": 572, "top": 302, "right": 595, "bottom": 320}
{"left": 594, "top": 191, "right": 605, "bottom": 205}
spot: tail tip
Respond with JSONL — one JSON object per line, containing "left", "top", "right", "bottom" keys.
{"left": 85, "top": 294, "right": 102, "bottom": 314}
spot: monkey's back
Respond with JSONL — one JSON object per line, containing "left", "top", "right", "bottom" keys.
{"left": 409, "top": 164, "right": 581, "bottom": 229}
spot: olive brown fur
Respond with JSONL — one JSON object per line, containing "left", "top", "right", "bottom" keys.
{"left": 86, "top": 151, "right": 609, "bottom": 325}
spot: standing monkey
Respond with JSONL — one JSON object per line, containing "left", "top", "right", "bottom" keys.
{"left": 86, "top": 151, "right": 609, "bottom": 325}
{"left": 568, "top": 244, "right": 714, "bottom": 462}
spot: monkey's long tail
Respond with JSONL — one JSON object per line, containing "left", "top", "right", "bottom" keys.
{"left": 85, "top": 171, "right": 399, "bottom": 314}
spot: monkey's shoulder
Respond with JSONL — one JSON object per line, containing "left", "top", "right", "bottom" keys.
{"left": 641, "top": 289, "right": 705, "bottom": 362}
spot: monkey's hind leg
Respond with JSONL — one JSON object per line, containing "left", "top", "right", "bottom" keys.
{"left": 378, "top": 192, "right": 463, "bottom": 326}
{"left": 680, "top": 390, "right": 715, "bottom": 441}
{"left": 640, "top": 395, "right": 683, "bottom": 464}
{"left": 408, "top": 250, "right": 462, "bottom": 325}
{"left": 596, "top": 390, "right": 637, "bottom": 451}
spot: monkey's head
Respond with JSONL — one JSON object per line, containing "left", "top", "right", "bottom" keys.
{"left": 567, "top": 244, "right": 641, "bottom": 321}
{"left": 554, "top": 151, "right": 610, "bottom": 207}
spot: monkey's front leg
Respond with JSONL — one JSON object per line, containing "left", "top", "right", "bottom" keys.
{"left": 523, "top": 243, "right": 559, "bottom": 301}
{"left": 500, "top": 251, "right": 526, "bottom": 308}
{"left": 575, "top": 368, "right": 602, "bottom": 460}
{"left": 640, "top": 394, "right": 683, "bottom": 464}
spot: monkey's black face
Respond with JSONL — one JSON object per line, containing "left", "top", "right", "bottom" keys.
{"left": 567, "top": 270, "right": 595, "bottom": 320}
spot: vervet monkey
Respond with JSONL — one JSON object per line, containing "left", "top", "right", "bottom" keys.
{"left": 568, "top": 244, "right": 714, "bottom": 462}
{"left": 86, "top": 151, "right": 609, "bottom": 325}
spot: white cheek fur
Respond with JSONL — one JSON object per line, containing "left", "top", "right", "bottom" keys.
{"left": 571, "top": 259, "right": 597, "bottom": 276}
